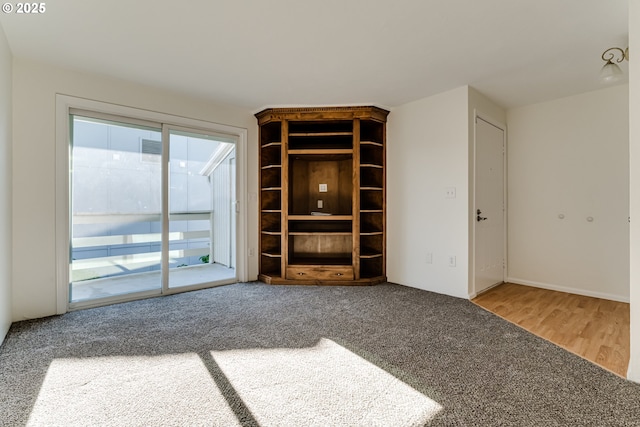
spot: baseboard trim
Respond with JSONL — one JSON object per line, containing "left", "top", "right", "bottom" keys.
{"left": 627, "top": 360, "right": 640, "bottom": 383}
{"left": 506, "top": 277, "right": 629, "bottom": 303}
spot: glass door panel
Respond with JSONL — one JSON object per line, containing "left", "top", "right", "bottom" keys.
{"left": 167, "top": 129, "right": 237, "bottom": 289}
{"left": 70, "top": 115, "right": 163, "bottom": 302}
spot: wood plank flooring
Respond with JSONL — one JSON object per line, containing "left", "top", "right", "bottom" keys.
{"left": 472, "top": 283, "right": 630, "bottom": 377}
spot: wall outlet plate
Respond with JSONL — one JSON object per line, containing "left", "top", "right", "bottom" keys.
{"left": 445, "top": 187, "right": 456, "bottom": 198}
{"left": 319, "top": 183, "right": 328, "bottom": 192}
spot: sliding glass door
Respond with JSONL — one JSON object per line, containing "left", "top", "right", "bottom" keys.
{"left": 167, "top": 128, "right": 236, "bottom": 289}
{"left": 69, "top": 113, "right": 237, "bottom": 304}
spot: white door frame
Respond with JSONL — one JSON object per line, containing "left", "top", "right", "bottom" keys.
{"left": 471, "top": 110, "right": 507, "bottom": 298}
{"left": 55, "top": 95, "right": 248, "bottom": 313}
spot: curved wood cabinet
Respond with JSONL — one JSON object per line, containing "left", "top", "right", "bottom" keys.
{"left": 256, "top": 106, "right": 388, "bottom": 285}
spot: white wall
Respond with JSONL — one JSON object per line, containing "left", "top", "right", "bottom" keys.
{"left": 507, "top": 86, "right": 630, "bottom": 302}
{"left": 0, "top": 23, "right": 12, "bottom": 344}
{"left": 387, "top": 86, "right": 505, "bottom": 299}
{"left": 12, "top": 58, "right": 258, "bottom": 321}
{"left": 387, "top": 86, "right": 470, "bottom": 299}
{"left": 628, "top": 0, "right": 640, "bottom": 382}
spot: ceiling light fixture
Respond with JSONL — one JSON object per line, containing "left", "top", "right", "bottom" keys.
{"left": 600, "top": 47, "right": 629, "bottom": 83}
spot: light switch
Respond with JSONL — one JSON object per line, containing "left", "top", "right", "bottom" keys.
{"left": 319, "top": 184, "right": 328, "bottom": 192}
{"left": 317, "top": 200, "right": 323, "bottom": 209}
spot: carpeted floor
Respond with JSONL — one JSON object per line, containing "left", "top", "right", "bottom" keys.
{"left": 1, "top": 282, "right": 639, "bottom": 426}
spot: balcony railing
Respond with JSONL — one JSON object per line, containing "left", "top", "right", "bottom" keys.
{"left": 71, "top": 211, "right": 212, "bottom": 281}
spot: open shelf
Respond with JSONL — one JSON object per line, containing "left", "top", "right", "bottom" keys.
{"left": 360, "top": 144, "right": 383, "bottom": 166}
{"left": 261, "top": 166, "right": 282, "bottom": 189}
{"left": 360, "top": 257, "right": 384, "bottom": 278}
{"left": 288, "top": 256, "right": 352, "bottom": 266}
{"left": 361, "top": 190, "right": 383, "bottom": 211}
{"left": 289, "top": 155, "right": 352, "bottom": 216}
{"left": 261, "top": 232, "right": 281, "bottom": 253}
{"left": 289, "top": 121, "right": 353, "bottom": 134}
{"left": 360, "top": 253, "right": 383, "bottom": 259}
{"left": 361, "top": 166, "right": 383, "bottom": 188}
{"left": 288, "top": 138, "right": 352, "bottom": 150}
{"left": 288, "top": 215, "right": 353, "bottom": 222}
{"left": 361, "top": 234, "right": 383, "bottom": 255}
{"left": 361, "top": 212, "right": 383, "bottom": 234}
{"left": 360, "top": 141, "right": 383, "bottom": 147}
{"left": 261, "top": 144, "right": 282, "bottom": 168}
{"left": 261, "top": 212, "right": 281, "bottom": 234}
{"left": 360, "top": 120, "right": 384, "bottom": 145}
{"left": 289, "top": 219, "right": 352, "bottom": 233}
{"left": 261, "top": 142, "right": 281, "bottom": 148}
{"left": 260, "top": 121, "right": 282, "bottom": 145}
{"left": 289, "top": 132, "right": 353, "bottom": 137}
{"left": 289, "top": 233, "right": 352, "bottom": 265}
{"left": 288, "top": 149, "right": 352, "bottom": 156}
{"left": 260, "top": 254, "right": 282, "bottom": 277}
{"left": 288, "top": 121, "right": 353, "bottom": 150}
{"left": 261, "top": 190, "right": 281, "bottom": 211}
{"left": 261, "top": 252, "right": 282, "bottom": 258}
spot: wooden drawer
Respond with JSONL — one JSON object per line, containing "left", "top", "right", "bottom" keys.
{"left": 286, "top": 266, "right": 354, "bottom": 281}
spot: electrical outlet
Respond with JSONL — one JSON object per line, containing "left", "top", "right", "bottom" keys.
{"left": 248, "top": 248, "right": 255, "bottom": 257}
{"left": 426, "top": 253, "right": 433, "bottom": 264}
{"left": 319, "top": 183, "right": 328, "bottom": 192}
{"left": 445, "top": 187, "right": 456, "bottom": 199}
{"left": 449, "top": 256, "right": 456, "bottom": 267}
{"left": 317, "top": 200, "right": 323, "bottom": 209}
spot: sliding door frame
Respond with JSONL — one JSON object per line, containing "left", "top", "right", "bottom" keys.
{"left": 162, "top": 123, "right": 239, "bottom": 295}
{"left": 55, "top": 95, "right": 248, "bottom": 312}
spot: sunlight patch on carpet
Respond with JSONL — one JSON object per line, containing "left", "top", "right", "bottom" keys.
{"left": 211, "top": 338, "right": 442, "bottom": 426}
{"left": 27, "top": 353, "right": 241, "bottom": 427}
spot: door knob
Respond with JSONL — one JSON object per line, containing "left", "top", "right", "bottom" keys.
{"left": 476, "top": 209, "right": 487, "bottom": 222}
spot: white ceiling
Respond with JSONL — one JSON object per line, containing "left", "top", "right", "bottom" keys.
{"left": 0, "top": 0, "right": 630, "bottom": 111}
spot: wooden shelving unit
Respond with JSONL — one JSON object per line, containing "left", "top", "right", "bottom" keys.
{"left": 256, "top": 106, "right": 388, "bottom": 285}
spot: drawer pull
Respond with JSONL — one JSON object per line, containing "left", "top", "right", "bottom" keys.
{"left": 336, "top": 273, "right": 343, "bottom": 276}
{"left": 297, "top": 272, "right": 305, "bottom": 276}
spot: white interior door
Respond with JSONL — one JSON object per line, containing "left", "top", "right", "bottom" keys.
{"left": 474, "top": 117, "right": 505, "bottom": 294}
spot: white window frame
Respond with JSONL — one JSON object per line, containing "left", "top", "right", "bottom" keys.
{"left": 55, "top": 94, "right": 248, "bottom": 313}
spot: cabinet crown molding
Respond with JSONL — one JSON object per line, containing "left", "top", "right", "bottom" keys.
{"left": 255, "top": 106, "right": 389, "bottom": 125}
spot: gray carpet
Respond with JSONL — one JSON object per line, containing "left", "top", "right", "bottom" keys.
{"left": 1, "top": 282, "right": 640, "bottom": 426}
